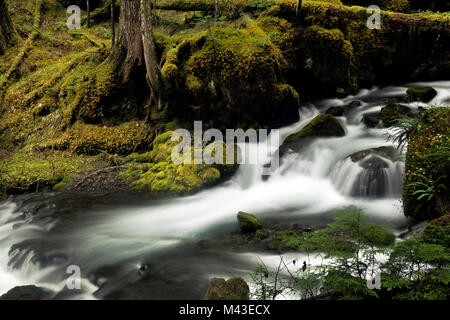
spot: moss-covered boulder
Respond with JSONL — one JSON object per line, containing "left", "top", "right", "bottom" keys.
{"left": 121, "top": 131, "right": 238, "bottom": 196}
{"left": 203, "top": 277, "right": 249, "bottom": 300}
{"left": 255, "top": 228, "right": 270, "bottom": 240}
{"left": 406, "top": 87, "right": 438, "bottom": 103}
{"left": 380, "top": 103, "right": 413, "bottom": 127}
{"left": 237, "top": 211, "right": 263, "bottom": 233}
{"left": 403, "top": 107, "right": 450, "bottom": 220}
{"left": 283, "top": 114, "right": 345, "bottom": 146}
{"left": 326, "top": 106, "right": 345, "bottom": 117}
{"left": 160, "top": 21, "right": 300, "bottom": 129}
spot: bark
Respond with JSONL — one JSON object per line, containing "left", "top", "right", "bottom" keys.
{"left": 86, "top": 0, "right": 91, "bottom": 27}
{"left": 109, "top": 0, "right": 164, "bottom": 115}
{"left": 0, "top": 0, "right": 15, "bottom": 55}
{"left": 111, "top": 0, "right": 115, "bottom": 47}
{"left": 140, "top": 0, "right": 163, "bottom": 109}
{"left": 110, "top": 0, "right": 144, "bottom": 85}
{"left": 296, "top": 0, "right": 302, "bottom": 19}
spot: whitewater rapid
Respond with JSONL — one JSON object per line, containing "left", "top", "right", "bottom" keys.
{"left": 0, "top": 81, "right": 449, "bottom": 299}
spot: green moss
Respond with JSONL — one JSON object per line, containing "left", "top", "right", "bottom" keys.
{"left": 268, "top": 230, "right": 302, "bottom": 251}
{"left": 403, "top": 108, "right": 450, "bottom": 219}
{"left": 255, "top": 229, "right": 270, "bottom": 240}
{"left": 121, "top": 131, "right": 238, "bottom": 195}
{"left": 406, "top": 87, "right": 438, "bottom": 103}
{"left": 284, "top": 114, "right": 345, "bottom": 144}
{"left": 274, "top": 83, "right": 300, "bottom": 107}
{"left": 237, "top": 211, "right": 263, "bottom": 233}
{"left": 423, "top": 216, "right": 450, "bottom": 247}
{"left": 46, "top": 121, "right": 152, "bottom": 155}
{"left": 0, "top": 149, "right": 90, "bottom": 194}
{"left": 380, "top": 103, "right": 413, "bottom": 127}
{"left": 188, "top": 23, "right": 283, "bottom": 84}
{"left": 203, "top": 277, "right": 249, "bottom": 300}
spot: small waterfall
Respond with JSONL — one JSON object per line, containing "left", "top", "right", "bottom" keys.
{"left": 331, "top": 155, "right": 405, "bottom": 198}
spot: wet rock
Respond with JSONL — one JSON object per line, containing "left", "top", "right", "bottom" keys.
{"left": 203, "top": 277, "right": 249, "bottom": 300}
{"left": 0, "top": 285, "right": 52, "bottom": 300}
{"left": 237, "top": 211, "right": 262, "bottom": 233}
{"left": 381, "top": 103, "right": 413, "bottom": 127}
{"left": 326, "top": 106, "right": 345, "bottom": 116}
{"left": 254, "top": 229, "right": 269, "bottom": 240}
{"left": 399, "top": 221, "right": 429, "bottom": 240}
{"left": 362, "top": 112, "right": 381, "bottom": 128}
{"left": 359, "top": 156, "right": 390, "bottom": 170}
{"left": 344, "top": 100, "right": 362, "bottom": 109}
{"left": 283, "top": 114, "right": 346, "bottom": 146}
{"left": 406, "top": 86, "right": 437, "bottom": 102}
{"left": 349, "top": 146, "right": 402, "bottom": 163}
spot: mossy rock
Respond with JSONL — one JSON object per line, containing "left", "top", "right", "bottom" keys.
{"left": 203, "top": 277, "right": 249, "bottom": 300}
{"left": 47, "top": 121, "right": 152, "bottom": 156}
{"left": 237, "top": 211, "right": 263, "bottom": 233}
{"left": 326, "top": 106, "right": 345, "bottom": 117}
{"left": 283, "top": 114, "right": 345, "bottom": 145}
{"left": 422, "top": 215, "right": 450, "bottom": 247}
{"left": 121, "top": 131, "right": 238, "bottom": 196}
{"left": 380, "top": 103, "right": 413, "bottom": 127}
{"left": 255, "top": 229, "right": 270, "bottom": 240}
{"left": 406, "top": 87, "right": 438, "bottom": 103}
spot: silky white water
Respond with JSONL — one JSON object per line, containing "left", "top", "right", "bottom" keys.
{"left": 0, "top": 81, "right": 448, "bottom": 299}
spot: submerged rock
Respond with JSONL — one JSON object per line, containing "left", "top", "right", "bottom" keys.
{"left": 381, "top": 103, "right": 413, "bottom": 127}
{"left": 406, "top": 87, "right": 437, "bottom": 102}
{"left": 237, "top": 211, "right": 262, "bottom": 233}
{"left": 203, "top": 277, "right": 249, "bottom": 300}
{"left": 0, "top": 285, "right": 51, "bottom": 300}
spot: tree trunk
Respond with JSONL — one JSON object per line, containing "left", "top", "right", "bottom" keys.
{"left": 0, "top": 0, "right": 15, "bottom": 55}
{"left": 296, "top": 0, "right": 302, "bottom": 19}
{"left": 140, "top": 0, "right": 163, "bottom": 109}
{"left": 215, "top": 0, "right": 219, "bottom": 17}
{"left": 86, "top": 0, "right": 91, "bottom": 27}
{"left": 111, "top": 0, "right": 115, "bottom": 47}
{"left": 110, "top": 0, "right": 144, "bottom": 85}
{"left": 109, "top": 0, "right": 164, "bottom": 114}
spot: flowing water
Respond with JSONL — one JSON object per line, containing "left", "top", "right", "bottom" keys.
{"left": 0, "top": 81, "right": 449, "bottom": 299}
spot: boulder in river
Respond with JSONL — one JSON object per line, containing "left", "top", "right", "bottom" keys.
{"left": 237, "top": 211, "right": 262, "bottom": 233}
{"left": 381, "top": 103, "right": 414, "bottom": 127}
{"left": 326, "top": 106, "right": 345, "bottom": 116}
{"left": 362, "top": 112, "right": 381, "bottom": 128}
{"left": 406, "top": 87, "right": 437, "bottom": 102}
{"left": 283, "top": 114, "right": 346, "bottom": 146}
{"left": 0, "top": 285, "right": 51, "bottom": 300}
{"left": 203, "top": 277, "right": 249, "bottom": 300}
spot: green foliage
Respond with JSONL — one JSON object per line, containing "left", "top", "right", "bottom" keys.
{"left": 407, "top": 174, "right": 447, "bottom": 202}
{"left": 403, "top": 107, "right": 450, "bottom": 219}
{"left": 250, "top": 206, "right": 449, "bottom": 300}
{"left": 385, "top": 116, "right": 419, "bottom": 151}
